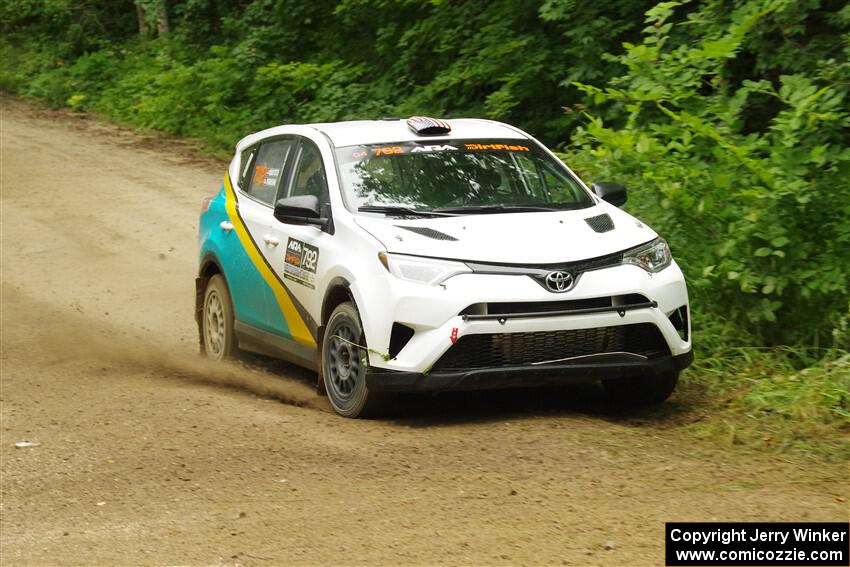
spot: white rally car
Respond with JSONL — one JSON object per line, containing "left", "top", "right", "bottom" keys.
{"left": 196, "top": 116, "right": 692, "bottom": 417}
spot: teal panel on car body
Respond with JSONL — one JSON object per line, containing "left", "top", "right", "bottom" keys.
{"left": 198, "top": 184, "right": 291, "bottom": 336}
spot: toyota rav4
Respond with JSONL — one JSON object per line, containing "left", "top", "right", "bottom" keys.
{"left": 196, "top": 116, "right": 693, "bottom": 417}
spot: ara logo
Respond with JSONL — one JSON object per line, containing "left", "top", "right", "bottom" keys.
{"left": 287, "top": 239, "right": 302, "bottom": 253}
{"left": 411, "top": 145, "right": 458, "bottom": 153}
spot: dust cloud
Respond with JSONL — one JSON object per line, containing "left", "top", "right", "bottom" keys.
{"left": 5, "top": 286, "right": 324, "bottom": 410}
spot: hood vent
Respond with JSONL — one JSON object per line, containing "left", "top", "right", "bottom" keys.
{"left": 396, "top": 225, "right": 458, "bottom": 241}
{"left": 584, "top": 214, "right": 614, "bottom": 233}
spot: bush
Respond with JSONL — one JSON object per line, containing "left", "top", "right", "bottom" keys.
{"left": 565, "top": 0, "right": 850, "bottom": 349}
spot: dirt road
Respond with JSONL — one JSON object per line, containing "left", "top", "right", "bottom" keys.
{"left": 1, "top": 98, "right": 847, "bottom": 567}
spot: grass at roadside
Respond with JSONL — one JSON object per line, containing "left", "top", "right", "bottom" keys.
{"left": 673, "top": 349, "right": 850, "bottom": 461}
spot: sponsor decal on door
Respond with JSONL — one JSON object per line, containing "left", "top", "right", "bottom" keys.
{"left": 284, "top": 237, "right": 319, "bottom": 289}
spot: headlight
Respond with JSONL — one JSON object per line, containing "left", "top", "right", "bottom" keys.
{"left": 623, "top": 237, "right": 672, "bottom": 273}
{"left": 378, "top": 252, "right": 471, "bottom": 285}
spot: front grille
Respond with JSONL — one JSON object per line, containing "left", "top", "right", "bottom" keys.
{"left": 433, "top": 323, "right": 669, "bottom": 370}
{"left": 479, "top": 294, "right": 650, "bottom": 316}
{"left": 465, "top": 250, "right": 624, "bottom": 276}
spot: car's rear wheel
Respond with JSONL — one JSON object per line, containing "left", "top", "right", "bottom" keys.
{"left": 603, "top": 371, "right": 679, "bottom": 407}
{"left": 322, "top": 302, "right": 385, "bottom": 418}
{"left": 203, "top": 274, "right": 236, "bottom": 361}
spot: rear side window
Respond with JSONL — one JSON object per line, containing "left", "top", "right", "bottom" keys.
{"left": 245, "top": 139, "right": 293, "bottom": 205}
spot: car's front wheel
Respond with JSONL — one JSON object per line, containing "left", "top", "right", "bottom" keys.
{"left": 603, "top": 371, "right": 679, "bottom": 407}
{"left": 202, "top": 274, "right": 236, "bottom": 361}
{"left": 322, "top": 302, "right": 385, "bottom": 418}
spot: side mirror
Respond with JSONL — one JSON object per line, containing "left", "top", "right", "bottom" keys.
{"left": 591, "top": 182, "right": 627, "bottom": 207}
{"left": 274, "top": 195, "right": 328, "bottom": 227}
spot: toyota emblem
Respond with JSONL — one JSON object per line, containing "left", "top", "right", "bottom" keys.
{"left": 545, "top": 271, "right": 574, "bottom": 293}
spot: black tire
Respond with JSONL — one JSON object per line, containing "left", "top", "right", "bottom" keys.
{"left": 603, "top": 371, "right": 679, "bottom": 407}
{"left": 202, "top": 274, "right": 237, "bottom": 361}
{"left": 322, "top": 302, "right": 385, "bottom": 418}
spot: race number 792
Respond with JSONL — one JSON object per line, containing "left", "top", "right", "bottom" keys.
{"left": 302, "top": 247, "right": 318, "bottom": 272}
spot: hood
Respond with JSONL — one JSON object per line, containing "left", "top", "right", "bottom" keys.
{"left": 354, "top": 204, "right": 657, "bottom": 264}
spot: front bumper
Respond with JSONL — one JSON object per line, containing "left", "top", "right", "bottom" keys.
{"left": 366, "top": 350, "right": 694, "bottom": 392}
{"left": 361, "top": 262, "right": 692, "bottom": 374}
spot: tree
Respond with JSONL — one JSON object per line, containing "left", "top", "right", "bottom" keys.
{"left": 135, "top": 0, "right": 170, "bottom": 38}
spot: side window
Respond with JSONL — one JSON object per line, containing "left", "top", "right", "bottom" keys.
{"left": 288, "top": 142, "right": 329, "bottom": 200}
{"left": 245, "top": 139, "right": 292, "bottom": 205}
{"left": 239, "top": 147, "right": 257, "bottom": 189}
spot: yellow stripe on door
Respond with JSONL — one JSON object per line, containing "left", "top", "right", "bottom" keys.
{"left": 223, "top": 174, "right": 317, "bottom": 348}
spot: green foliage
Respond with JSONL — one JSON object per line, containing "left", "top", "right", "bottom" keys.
{"left": 0, "top": 0, "right": 656, "bottom": 146}
{"left": 0, "top": 0, "right": 136, "bottom": 57}
{"left": 565, "top": 0, "right": 850, "bottom": 349}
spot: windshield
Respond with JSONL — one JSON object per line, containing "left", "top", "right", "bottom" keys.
{"left": 335, "top": 139, "right": 594, "bottom": 213}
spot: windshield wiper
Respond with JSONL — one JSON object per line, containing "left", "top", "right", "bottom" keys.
{"left": 433, "top": 205, "right": 564, "bottom": 214}
{"left": 358, "top": 205, "right": 457, "bottom": 217}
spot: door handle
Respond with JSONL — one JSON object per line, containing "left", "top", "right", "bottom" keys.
{"left": 219, "top": 221, "right": 234, "bottom": 232}
{"left": 263, "top": 235, "right": 280, "bottom": 247}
